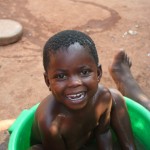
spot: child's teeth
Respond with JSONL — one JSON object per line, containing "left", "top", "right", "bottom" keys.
{"left": 67, "top": 92, "right": 84, "bottom": 100}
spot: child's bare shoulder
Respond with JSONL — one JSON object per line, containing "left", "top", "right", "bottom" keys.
{"left": 37, "top": 94, "right": 57, "bottom": 117}
{"left": 31, "top": 94, "right": 62, "bottom": 144}
{"left": 109, "top": 88, "right": 124, "bottom": 101}
{"left": 33, "top": 94, "right": 60, "bottom": 130}
{"left": 96, "top": 84, "right": 112, "bottom": 104}
{"left": 93, "top": 85, "right": 112, "bottom": 121}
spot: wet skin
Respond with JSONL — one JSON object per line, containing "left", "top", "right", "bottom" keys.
{"left": 31, "top": 43, "right": 135, "bottom": 150}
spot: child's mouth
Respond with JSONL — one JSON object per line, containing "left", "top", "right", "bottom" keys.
{"left": 66, "top": 92, "right": 85, "bottom": 103}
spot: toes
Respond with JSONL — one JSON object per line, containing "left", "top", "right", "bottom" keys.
{"left": 124, "top": 53, "right": 128, "bottom": 63}
{"left": 115, "top": 50, "right": 125, "bottom": 61}
{"left": 110, "top": 50, "right": 132, "bottom": 71}
{"left": 123, "top": 51, "right": 132, "bottom": 68}
{"left": 129, "top": 59, "right": 132, "bottom": 68}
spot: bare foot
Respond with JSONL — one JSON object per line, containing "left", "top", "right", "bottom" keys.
{"left": 109, "top": 51, "right": 150, "bottom": 111}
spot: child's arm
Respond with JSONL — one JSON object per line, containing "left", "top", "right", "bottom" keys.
{"left": 95, "top": 129, "right": 112, "bottom": 150}
{"left": 94, "top": 97, "right": 113, "bottom": 150}
{"left": 110, "top": 89, "right": 136, "bottom": 150}
{"left": 40, "top": 122, "right": 66, "bottom": 150}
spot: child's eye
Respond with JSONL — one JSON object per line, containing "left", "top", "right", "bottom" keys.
{"left": 56, "top": 74, "right": 67, "bottom": 80}
{"left": 80, "top": 69, "right": 90, "bottom": 76}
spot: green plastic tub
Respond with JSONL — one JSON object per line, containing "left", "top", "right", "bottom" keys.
{"left": 8, "top": 97, "right": 150, "bottom": 150}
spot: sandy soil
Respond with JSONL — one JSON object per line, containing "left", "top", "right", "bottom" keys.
{"left": 0, "top": 0, "right": 150, "bottom": 149}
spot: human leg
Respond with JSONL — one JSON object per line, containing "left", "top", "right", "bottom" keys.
{"left": 110, "top": 89, "right": 136, "bottom": 150}
{"left": 109, "top": 51, "right": 150, "bottom": 111}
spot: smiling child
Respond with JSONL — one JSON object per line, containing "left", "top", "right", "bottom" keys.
{"left": 30, "top": 30, "right": 136, "bottom": 150}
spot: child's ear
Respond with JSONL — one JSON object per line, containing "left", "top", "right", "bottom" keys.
{"left": 44, "top": 72, "right": 51, "bottom": 91}
{"left": 97, "top": 64, "right": 102, "bottom": 82}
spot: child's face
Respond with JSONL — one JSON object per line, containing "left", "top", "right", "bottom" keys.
{"left": 45, "top": 42, "right": 102, "bottom": 110}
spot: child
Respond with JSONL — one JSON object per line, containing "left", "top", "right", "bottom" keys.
{"left": 30, "top": 30, "right": 136, "bottom": 150}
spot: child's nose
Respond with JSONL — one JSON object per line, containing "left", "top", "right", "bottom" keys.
{"left": 68, "top": 76, "right": 82, "bottom": 87}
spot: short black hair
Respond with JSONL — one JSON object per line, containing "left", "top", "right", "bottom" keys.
{"left": 43, "top": 30, "right": 99, "bottom": 72}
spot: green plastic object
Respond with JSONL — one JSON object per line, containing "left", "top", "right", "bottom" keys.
{"left": 8, "top": 97, "right": 150, "bottom": 150}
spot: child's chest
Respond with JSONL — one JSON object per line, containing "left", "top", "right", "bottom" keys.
{"left": 57, "top": 112, "right": 99, "bottom": 149}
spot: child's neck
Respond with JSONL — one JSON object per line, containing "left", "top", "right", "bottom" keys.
{"left": 61, "top": 97, "right": 95, "bottom": 118}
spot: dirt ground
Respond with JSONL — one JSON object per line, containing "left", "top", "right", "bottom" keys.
{"left": 0, "top": 0, "right": 150, "bottom": 149}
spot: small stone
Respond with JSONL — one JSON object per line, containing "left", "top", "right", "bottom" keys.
{"left": 128, "top": 30, "right": 137, "bottom": 35}
{"left": 86, "top": 29, "right": 90, "bottom": 33}
{"left": 135, "top": 24, "right": 139, "bottom": 28}
{"left": 120, "top": 48, "right": 125, "bottom": 51}
{"left": 122, "top": 32, "right": 128, "bottom": 37}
